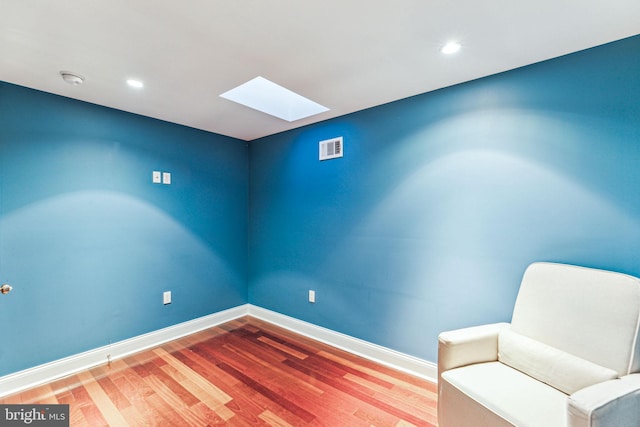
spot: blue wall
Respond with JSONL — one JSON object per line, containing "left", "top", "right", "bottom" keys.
{"left": 248, "top": 35, "right": 640, "bottom": 362}
{"left": 0, "top": 83, "right": 248, "bottom": 376}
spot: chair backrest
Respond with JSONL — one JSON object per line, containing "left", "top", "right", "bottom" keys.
{"left": 511, "top": 262, "right": 640, "bottom": 376}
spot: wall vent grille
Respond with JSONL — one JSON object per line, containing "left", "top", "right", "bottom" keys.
{"left": 319, "top": 137, "right": 343, "bottom": 161}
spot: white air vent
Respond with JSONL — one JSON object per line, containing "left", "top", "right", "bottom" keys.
{"left": 319, "top": 137, "right": 343, "bottom": 161}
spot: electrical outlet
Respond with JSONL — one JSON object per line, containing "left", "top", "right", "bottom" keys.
{"left": 163, "top": 291, "right": 171, "bottom": 305}
{"left": 309, "top": 290, "right": 316, "bottom": 303}
{"left": 162, "top": 172, "right": 171, "bottom": 185}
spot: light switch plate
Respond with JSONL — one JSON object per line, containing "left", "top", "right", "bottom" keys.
{"left": 163, "top": 291, "right": 171, "bottom": 305}
{"left": 162, "top": 172, "right": 171, "bottom": 185}
{"left": 152, "top": 171, "right": 161, "bottom": 183}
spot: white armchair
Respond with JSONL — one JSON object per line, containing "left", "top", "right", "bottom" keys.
{"left": 438, "top": 262, "right": 640, "bottom": 427}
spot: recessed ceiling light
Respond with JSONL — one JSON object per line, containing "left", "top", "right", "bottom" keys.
{"left": 127, "top": 79, "right": 144, "bottom": 89}
{"left": 441, "top": 41, "right": 462, "bottom": 55}
{"left": 60, "top": 71, "right": 84, "bottom": 86}
{"left": 220, "top": 76, "right": 329, "bottom": 122}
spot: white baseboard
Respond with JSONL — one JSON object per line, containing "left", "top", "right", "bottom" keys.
{"left": 0, "top": 304, "right": 436, "bottom": 398}
{"left": 0, "top": 304, "right": 249, "bottom": 398}
{"left": 247, "top": 305, "right": 438, "bottom": 383}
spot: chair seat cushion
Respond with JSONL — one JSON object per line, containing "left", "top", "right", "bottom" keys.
{"left": 441, "top": 361, "right": 568, "bottom": 427}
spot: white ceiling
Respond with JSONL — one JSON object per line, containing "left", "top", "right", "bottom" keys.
{"left": 1, "top": 1, "right": 639, "bottom": 141}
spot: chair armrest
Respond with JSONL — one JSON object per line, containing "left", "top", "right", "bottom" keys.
{"left": 568, "top": 374, "right": 640, "bottom": 427}
{"left": 438, "top": 322, "right": 509, "bottom": 377}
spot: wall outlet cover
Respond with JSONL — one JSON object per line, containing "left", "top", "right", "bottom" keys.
{"left": 162, "top": 172, "right": 171, "bottom": 185}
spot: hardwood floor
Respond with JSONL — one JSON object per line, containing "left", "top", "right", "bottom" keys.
{"left": 1, "top": 317, "right": 438, "bottom": 426}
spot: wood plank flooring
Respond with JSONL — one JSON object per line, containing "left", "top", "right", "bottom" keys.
{"left": 1, "top": 316, "right": 438, "bottom": 426}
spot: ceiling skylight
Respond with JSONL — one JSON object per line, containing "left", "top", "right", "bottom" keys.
{"left": 220, "top": 76, "right": 329, "bottom": 122}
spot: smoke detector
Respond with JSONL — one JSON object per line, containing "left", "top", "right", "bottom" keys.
{"left": 60, "top": 71, "right": 85, "bottom": 86}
